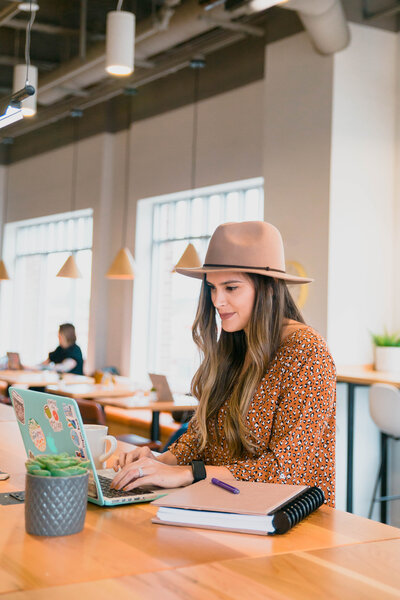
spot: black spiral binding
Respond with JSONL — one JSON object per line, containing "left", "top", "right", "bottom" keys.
{"left": 270, "top": 487, "right": 325, "bottom": 535}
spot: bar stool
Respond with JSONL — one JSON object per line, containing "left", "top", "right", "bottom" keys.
{"left": 368, "top": 383, "right": 400, "bottom": 520}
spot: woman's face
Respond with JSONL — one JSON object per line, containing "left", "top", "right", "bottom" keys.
{"left": 206, "top": 271, "right": 256, "bottom": 333}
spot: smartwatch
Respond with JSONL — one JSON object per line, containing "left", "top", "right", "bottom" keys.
{"left": 191, "top": 460, "right": 206, "bottom": 483}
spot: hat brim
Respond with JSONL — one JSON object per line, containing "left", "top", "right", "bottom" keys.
{"left": 175, "top": 266, "right": 313, "bottom": 285}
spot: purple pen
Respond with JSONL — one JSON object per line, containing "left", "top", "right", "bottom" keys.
{"left": 211, "top": 477, "right": 240, "bottom": 494}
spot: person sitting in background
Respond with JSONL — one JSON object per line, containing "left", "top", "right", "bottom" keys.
{"left": 42, "top": 323, "right": 83, "bottom": 375}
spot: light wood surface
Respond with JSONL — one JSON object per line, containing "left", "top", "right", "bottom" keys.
{"left": 0, "top": 370, "right": 93, "bottom": 387}
{"left": 97, "top": 395, "right": 198, "bottom": 411}
{"left": 1, "top": 420, "right": 400, "bottom": 599}
{"left": 0, "top": 404, "right": 15, "bottom": 422}
{"left": 44, "top": 382, "right": 137, "bottom": 399}
{"left": 336, "top": 364, "right": 400, "bottom": 387}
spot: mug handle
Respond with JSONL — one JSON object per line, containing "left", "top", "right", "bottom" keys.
{"left": 99, "top": 435, "right": 118, "bottom": 463}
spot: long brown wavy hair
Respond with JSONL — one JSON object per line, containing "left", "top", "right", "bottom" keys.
{"left": 191, "top": 273, "right": 305, "bottom": 458}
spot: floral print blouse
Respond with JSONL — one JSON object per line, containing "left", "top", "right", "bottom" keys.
{"left": 169, "top": 327, "right": 336, "bottom": 506}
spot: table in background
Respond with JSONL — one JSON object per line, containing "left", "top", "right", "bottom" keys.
{"left": 1, "top": 419, "right": 400, "bottom": 599}
{"left": 0, "top": 404, "right": 15, "bottom": 422}
{"left": 336, "top": 365, "right": 400, "bottom": 520}
{"left": 45, "top": 383, "right": 198, "bottom": 441}
{"left": 0, "top": 370, "right": 93, "bottom": 387}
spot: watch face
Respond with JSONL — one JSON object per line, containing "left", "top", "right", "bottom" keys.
{"left": 286, "top": 260, "right": 309, "bottom": 309}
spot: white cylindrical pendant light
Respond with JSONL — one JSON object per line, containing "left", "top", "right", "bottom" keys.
{"left": 106, "top": 11, "right": 135, "bottom": 76}
{"left": 13, "top": 64, "right": 38, "bottom": 117}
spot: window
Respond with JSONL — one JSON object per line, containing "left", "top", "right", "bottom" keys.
{"left": 132, "top": 179, "right": 263, "bottom": 391}
{"left": 0, "top": 210, "right": 93, "bottom": 366}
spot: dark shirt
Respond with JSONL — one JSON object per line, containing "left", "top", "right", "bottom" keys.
{"left": 48, "top": 344, "right": 84, "bottom": 375}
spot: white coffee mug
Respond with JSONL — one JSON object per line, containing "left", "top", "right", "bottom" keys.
{"left": 84, "top": 424, "right": 118, "bottom": 469}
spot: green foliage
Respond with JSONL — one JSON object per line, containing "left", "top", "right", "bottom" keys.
{"left": 371, "top": 330, "right": 400, "bottom": 347}
{"left": 26, "top": 453, "right": 90, "bottom": 477}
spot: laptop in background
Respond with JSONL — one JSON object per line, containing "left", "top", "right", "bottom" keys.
{"left": 148, "top": 373, "right": 192, "bottom": 404}
{"left": 7, "top": 352, "right": 22, "bottom": 370}
{"left": 9, "top": 386, "right": 165, "bottom": 507}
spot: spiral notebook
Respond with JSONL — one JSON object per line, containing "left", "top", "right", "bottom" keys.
{"left": 152, "top": 479, "right": 325, "bottom": 535}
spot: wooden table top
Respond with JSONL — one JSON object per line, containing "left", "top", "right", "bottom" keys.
{"left": 336, "top": 364, "right": 400, "bottom": 387}
{"left": 0, "top": 404, "right": 15, "bottom": 422}
{"left": 0, "top": 370, "right": 93, "bottom": 387}
{"left": 44, "top": 382, "right": 137, "bottom": 399}
{"left": 97, "top": 395, "right": 198, "bottom": 412}
{"left": 1, "top": 421, "right": 400, "bottom": 598}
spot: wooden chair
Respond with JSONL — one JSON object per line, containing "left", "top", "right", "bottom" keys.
{"left": 75, "top": 398, "right": 106, "bottom": 426}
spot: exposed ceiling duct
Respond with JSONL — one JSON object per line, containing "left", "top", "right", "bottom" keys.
{"left": 36, "top": 0, "right": 349, "bottom": 107}
{"left": 281, "top": 0, "right": 350, "bottom": 54}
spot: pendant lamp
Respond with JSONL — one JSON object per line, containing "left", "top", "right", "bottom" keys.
{"left": 12, "top": 1, "right": 38, "bottom": 117}
{"left": 172, "top": 243, "right": 202, "bottom": 273}
{"left": 106, "top": 91, "right": 135, "bottom": 279}
{"left": 171, "top": 58, "right": 205, "bottom": 276}
{"left": 106, "top": 0, "right": 135, "bottom": 76}
{"left": 57, "top": 111, "right": 83, "bottom": 279}
{"left": 0, "top": 141, "right": 11, "bottom": 281}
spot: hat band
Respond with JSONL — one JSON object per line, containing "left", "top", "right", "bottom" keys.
{"left": 203, "top": 263, "right": 286, "bottom": 274}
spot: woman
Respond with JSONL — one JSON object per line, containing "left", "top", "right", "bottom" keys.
{"left": 111, "top": 221, "right": 336, "bottom": 506}
{"left": 43, "top": 323, "right": 84, "bottom": 375}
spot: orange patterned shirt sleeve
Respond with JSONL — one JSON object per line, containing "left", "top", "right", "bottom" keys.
{"left": 169, "top": 327, "right": 336, "bottom": 506}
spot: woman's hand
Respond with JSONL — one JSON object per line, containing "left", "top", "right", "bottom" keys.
{"left": 112, "top": 445, "right": 155, "bottom": 471}
{"left": 111, "top": 455, "right": 193, "bottom": 491}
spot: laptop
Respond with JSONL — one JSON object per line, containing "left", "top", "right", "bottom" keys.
{"left": 9, "top": 386, "right": 165, "bottom": 507}
{"left": 148, "top": 373, "right": 193, "bottom": 404}
{"left": 7, "top": 352, "right": 23, "bottom": 370}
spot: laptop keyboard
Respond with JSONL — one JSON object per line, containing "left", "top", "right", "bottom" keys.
{"left": 98, "top": 475, "right": 153, "bottom": 498}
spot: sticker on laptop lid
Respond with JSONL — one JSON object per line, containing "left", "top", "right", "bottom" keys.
{"left": 11, "top": 390, "right": 25, "bottom": 425}
{"left": 44, "top": 399, "right": 63, "bottom": 432}
{"left": 75, "top": 448, "right": 87, "bottom": 460}
{"left": 70, "top": 428, "right": 86, "bottom": 451}
{"left": 28, "top": 418, "right": 46, "bottom": 452}
{"left": 28, "top": 450, "right": 35, "bottom": 459}
{"left": 62, "top": 402, "right": 79, "bottom": 429}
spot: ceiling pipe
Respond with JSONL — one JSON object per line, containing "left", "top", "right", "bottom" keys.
{"left": 281, "top": 0, "right": 350, "bottom": 54}
{"left": 7, "top": 0, "right": 350, "bottom": 109}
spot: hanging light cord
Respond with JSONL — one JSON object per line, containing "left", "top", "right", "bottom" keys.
{"left": 190, "top": 67, "right": 200, "bottom": 191}
{"left": 116, "top": 0, "right": 124, "bottom": 11}
{"left": 122, "top": 97, "right": 132, "bottom": 247}
{"left": 25, "top": 0, "right": 36, "bottom": 85}
{"left": 70, "top": 117, "right": 79, "bottom": 213}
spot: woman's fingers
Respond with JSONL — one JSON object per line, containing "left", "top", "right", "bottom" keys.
{"left": 111, "top": 457, "right": 154, "bottom": 489}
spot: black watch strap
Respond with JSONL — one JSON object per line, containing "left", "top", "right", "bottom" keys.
{"left": 191, "top": 460, "right": 206, "bottom": 483}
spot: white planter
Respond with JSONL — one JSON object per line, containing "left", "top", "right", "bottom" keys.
{"left": 374, "top": 346, "right": 400, "bottom": 373}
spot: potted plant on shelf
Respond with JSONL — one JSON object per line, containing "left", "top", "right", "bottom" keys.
{"left": 25, "top": 453, "right": 89, "bottom": 536}
{"left": 371, "top": 330, "right": 400, "bottom": 373}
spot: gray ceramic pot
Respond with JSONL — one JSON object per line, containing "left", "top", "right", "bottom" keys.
{"left": 25, "top": 472, "right": 89, "bottom": 536}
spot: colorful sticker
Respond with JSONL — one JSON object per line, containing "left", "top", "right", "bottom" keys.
{"left": 63, "top": 403, "right": 79, "bottom": 429}
{"left": 28, "top": 450, "right": 35, "bottom": 459}
{"left": 12, "top": 390, "right": 25, "bottom": 425}
{"left": 75, "top": 448, "right": 87, "bottom": 460}
{"left": 28, "top": 418, "right": 46, "bottom": 452}
{"left": 44, "top": 399, "right": 63, "bottom": 432}
{"left": 70, "top": 428, "right": 84, "bottom": 448}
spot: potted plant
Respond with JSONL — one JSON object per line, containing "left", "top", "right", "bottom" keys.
{"left": 25, "top": 453, "right": 89, "bottom": 536}
{"left": 371, "top": 330, "right": 400, "bottom": 373}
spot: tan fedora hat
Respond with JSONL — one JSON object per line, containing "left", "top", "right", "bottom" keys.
{"left": 176, "top": 221, "right": 313, "bottom": 285}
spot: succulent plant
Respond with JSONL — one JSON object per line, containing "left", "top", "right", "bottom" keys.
{"left": 26, "top": 453, "right": 90, "bottom": 477}
{"left": 371, "top": 330, "right": 400, "bottom": 347}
